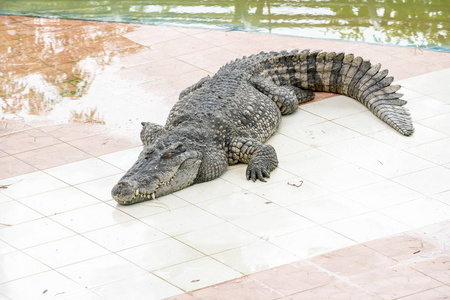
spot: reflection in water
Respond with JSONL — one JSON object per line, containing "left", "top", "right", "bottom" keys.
{"left": 0, "top": 16, "right": 145, "bottom": 122}
{"left": 70, "top": 107, "right": 105, "bottom": 125}
{"left": 1, "top": 0, "right": 449, "bottom": 49}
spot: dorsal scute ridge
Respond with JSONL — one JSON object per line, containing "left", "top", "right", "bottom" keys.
{"left": 329, "top": 52, "right": 345, "bottom": 93}
{"left": 322, "top": 52, "right": 337, "bottom": 92}
{"left": 354, "top": 63, "right": 382, "bottom": 99}
{"left": 367, "top": 98, "right": 408, "bottom": 109}
{"left": 337, "top": 53, "right": 355, "bottom": 94}
{"left": 307, "top": 50, "right": 322, "bottom": 91}
{"left": 360, "top": 75, "right": 395, "bottom": 103}
{"left": 342, "top": 56, "right": 362, "bottom": 95}
{"left": 314, "top": 51, "right": 328, "bottom": 92}
{"left": 348, "top": 59, "right": 372, "bottom": 98}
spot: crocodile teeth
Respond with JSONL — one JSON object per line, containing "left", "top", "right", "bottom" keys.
{"left": 135, "top": 189, "right": 139, "bottom": 196}
{"left": 152, "top": 192, "right": 156, "bottom": 199}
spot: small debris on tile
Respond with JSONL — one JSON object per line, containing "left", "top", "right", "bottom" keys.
{"left": 0, "top": 179, "right": 23, "bottom": 189}
{"left": 287, "top": 180, "right": 303, "bottom": 188}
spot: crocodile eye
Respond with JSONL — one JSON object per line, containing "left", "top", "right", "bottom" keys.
{"left": 161, "top": 143, "right": 186, "bottom": 159}
{"left": 161, "top": 151, "right": 173, "bottom": 159}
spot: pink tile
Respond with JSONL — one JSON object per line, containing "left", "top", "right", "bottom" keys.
{"left": 220, "top": 40, "right": 275, "bottom": 57}
{"left": 163, "top": 94, "right": 183, "bottom": 107}
{"left": 165, "top": 293, "right": 197, "bottom": 300}
{"left": 193, "top": 30, "right": 255, "bottom": 47}
{"left": 209, "top": 30, "right": 292, "bottom": 49}
{"left": 250, "top": 263, "right": 336, "bottom": 296}
{"left": 310, "top": 244, "right": 396, "bottom": 277}
{"left": 124, "top": 26, "right": 186, "bottom": 46}
{"left": 253, "top": 35, "right": 312, "bottom": 53}
{"left": 67, "top": 134, "right": 140, "bottom": 156}
{"left": 409, "top": 256, "right": 450, "bottom": 284}
{"left": 0, "top": 129, "right": 61, "bottom": 155}
{"left": 289, "top": 281, "right": 382, "bottom": 300}
{"left": 172, "top": 27, "right": 210, "bottom": 35}
{"left": 140, "top": 80, "right": 182, "bottom": 98}
{"left": 137, "top": 58, "right": 200, "bottom": 79}
{"left": 118, "top": 49, "right": 171, "bottom": 68}
{"left": 177, "top": 47, "right": 241, "bottom": 69}
{"left": 14, "top": 143, "right": 92, "bottom": 170}
{"left": 164, "top": 70, "right": 212, "bottom": 92}
{"left": 202, "top": 64, "right": 224, "bottom": 74}
{"left": 0, "top": 156, "right": 38, "bottom": 180}
{"left": 363, "top": 234, "right": 440, "bottom": 262}
{"left": 190, "top": 277, "right": 282, "bottom": 300}
{"left": 40, "top": 123, "right": 109, "bottom": 142}
{"left": 151, "top": 35, "right": 215, "bottom": 57}
{"left": 398, "top": 285, "right": 450, "bottom": 300}
{"left": 351, "top": 266, "right": 441, "bottom": 299}
{"left": 0, "top": 119, "right": 30, "bottom": 136}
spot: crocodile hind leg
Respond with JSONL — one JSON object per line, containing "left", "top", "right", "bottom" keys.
{"left": 250, "top": 75, "right": 314, "bottom": 114}
{"left": 227, "top": 136, "right": 278, "bottom": 182}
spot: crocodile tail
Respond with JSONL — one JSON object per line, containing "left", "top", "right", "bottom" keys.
{"left": 264, "top": 49, "right": 414, "bottom": 136}
{"left": 315, "top": 50, "right": 412, "bottom": 136}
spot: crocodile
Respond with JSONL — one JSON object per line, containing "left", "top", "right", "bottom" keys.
{"left": 111, "top": 49, "right": 414, "bottom": 205}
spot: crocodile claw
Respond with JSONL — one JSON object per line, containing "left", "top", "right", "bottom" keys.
{"left": 246, "top": 165, "right": 271, "bottom": 182}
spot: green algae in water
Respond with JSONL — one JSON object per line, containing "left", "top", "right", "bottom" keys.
{"left": 1, "top": 0, "right": 449, "bottom": 50}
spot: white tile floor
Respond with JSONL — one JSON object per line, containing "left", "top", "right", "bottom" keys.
{"left": 1, "top": 67, "right": 449, "bottom": 299}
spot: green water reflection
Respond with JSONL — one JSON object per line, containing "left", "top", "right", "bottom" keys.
{"left": 1, "top": 0, "right": 449, "bottom": 50}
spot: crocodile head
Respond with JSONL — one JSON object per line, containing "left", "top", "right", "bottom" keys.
{"left": 111, "top": 139, "right": 202, "bottom": 205}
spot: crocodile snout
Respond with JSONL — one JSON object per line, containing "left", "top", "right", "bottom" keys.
{"left": 111, "top": 181, "right": 135, "bottom": 205}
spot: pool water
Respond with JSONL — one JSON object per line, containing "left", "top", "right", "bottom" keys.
{"left": 1, "top": 0, "right": 449, "bottom": 51}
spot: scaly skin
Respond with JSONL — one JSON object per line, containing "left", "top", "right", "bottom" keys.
{"left": 112, "top": 49, "right": 413, "bottom": 205}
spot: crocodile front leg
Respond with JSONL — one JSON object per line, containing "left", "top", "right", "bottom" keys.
{"left": 227, "top": 137, "right": 278, "bottom": 182}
